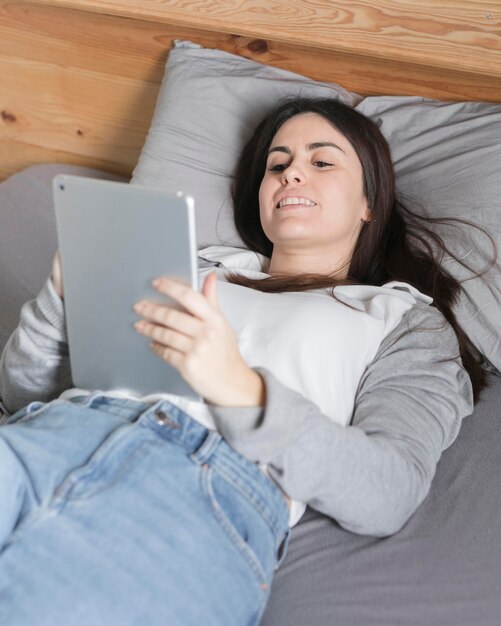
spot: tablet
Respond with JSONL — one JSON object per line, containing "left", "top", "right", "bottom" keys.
{"left": 53, "top": 175, "right": 200, "bottom": 399}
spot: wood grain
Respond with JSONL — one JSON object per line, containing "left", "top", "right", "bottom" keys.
{"left": 0, "top": 2, "right": 222, "bottom": 178}
{"left": 37, "top": 0, "right": 501, "bottom": 75}
{"left": 1, "top": 0, "right": 500, "bottom": 181}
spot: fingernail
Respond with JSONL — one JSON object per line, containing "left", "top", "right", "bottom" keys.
{"left": 152, "top": 278, "right": 161, "bottom": 288}
{"left": 133, "top": 302, "right": 145, "bottom": 312}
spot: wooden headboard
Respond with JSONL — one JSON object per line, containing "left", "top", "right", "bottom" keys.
{"left": 1, "top": 0, "right": 500, "bottom": 181}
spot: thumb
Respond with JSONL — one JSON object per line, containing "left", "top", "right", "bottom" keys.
{"left": 51, "top": 250, "right": 64, "bottom": 299}
{"left": 202, "top": 272, "right": 218, "bottom": 308}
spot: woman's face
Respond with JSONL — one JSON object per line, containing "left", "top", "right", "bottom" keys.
{"left": 259, "top": 112, "right": 370, "bottom": 268}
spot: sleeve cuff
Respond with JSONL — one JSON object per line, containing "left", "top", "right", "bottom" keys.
{"left": 36, "top": 278, "right": 68, "bottom": 341}
{"left": 210, "top": 367, "right": 322, "bottom": 463}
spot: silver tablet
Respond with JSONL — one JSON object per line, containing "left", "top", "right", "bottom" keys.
{"left": 53, "top": 175, "right": 200, "bottom": 399}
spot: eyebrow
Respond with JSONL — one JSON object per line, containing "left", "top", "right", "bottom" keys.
{"left": 268, "top": 141, "right": 345, "bottom": 156}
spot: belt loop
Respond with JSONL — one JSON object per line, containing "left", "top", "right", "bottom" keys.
{"left": 81, "top": 391, "right": 107, "bottom": 409}
{"left": 189, "top": 431, "right": 222, "bottom": 466}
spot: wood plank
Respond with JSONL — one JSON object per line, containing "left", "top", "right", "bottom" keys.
{"left": 1, "top": 0, "right": 175, "bottom": 82}
{"left": 233, "top": 37, "right": 501, "bottom": 102}
{"left": 37, "top": 0, "right": 501, "bottom": 76}
{"left": 0, "top": 138, "right": 126, "bottom": 181}
{"left": 1, "top": 1, "right": 500, "bottom": 182}
{"left": 3, "top": 2, "right": 498, "bottom": 102}
{"left": 0, "top": 54, "right": 157, "bottom": 169}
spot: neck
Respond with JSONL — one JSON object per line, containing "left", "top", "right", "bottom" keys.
{"left": 268, "top": 247, "right": 351, "bottom": 278}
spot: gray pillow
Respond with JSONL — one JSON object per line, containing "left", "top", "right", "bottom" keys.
{"left": 132, "top": 41, "right": 360, "bottom": 249}
{"left": 357, "top": 96, "right": 501, "bottom": 373}
{"left": 132, "top": 41, "right": 501, "bottom": 372}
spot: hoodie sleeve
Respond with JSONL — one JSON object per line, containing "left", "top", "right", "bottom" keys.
{"left": 0, "top": 278, "right": 72, "bottom": 414}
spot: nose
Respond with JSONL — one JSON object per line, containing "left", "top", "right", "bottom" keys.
{"left": 282, "top": 163, "right": 305, "bottom": 186}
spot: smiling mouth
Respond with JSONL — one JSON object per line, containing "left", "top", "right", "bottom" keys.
{"left": 276, "top": 197, "right": 317, "bottom": 209}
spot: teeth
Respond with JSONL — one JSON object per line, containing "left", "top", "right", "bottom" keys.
{"left": 277, "top": 197, "right": 316, "bottom": 208}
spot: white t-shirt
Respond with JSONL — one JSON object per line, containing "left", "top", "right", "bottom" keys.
{"left": 193, "top": 246, "right": 432, "bottom": 424}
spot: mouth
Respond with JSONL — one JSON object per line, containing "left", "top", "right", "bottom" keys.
{"left": 276, "top": 196, "right": 317, "bottom": 209}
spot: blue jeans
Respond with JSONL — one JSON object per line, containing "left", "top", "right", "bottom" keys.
{"left": 0, "top": 394, "right": 290, "bottom": 626}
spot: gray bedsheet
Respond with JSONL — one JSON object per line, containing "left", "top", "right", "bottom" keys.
{"left": 263, "top": 372, "right": 501, "bottom": 626}
{"left": 1, "top": 165, "right": 500, "bottom": 625}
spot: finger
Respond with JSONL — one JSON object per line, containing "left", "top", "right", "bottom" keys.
{"left": 134, "top": 320, "right": 193, "bottom": 353}
{"left": 133, "top": 301, "right": 202, "bottom": 337}
{"left": 202, "top": 272, "right": 218, "bottom": 309}
{"left": 51, "top": 250, "right": 64, "bottom": 299}
{"left": 150, "top": 342, "right": 185, "bottom": 370}
{"left": 152, "top": 278, "right": 214, "bottom": 320}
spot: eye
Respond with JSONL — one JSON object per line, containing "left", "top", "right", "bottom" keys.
{"left": 268, "top": 163, "right": 288, "bottom": 172}
{"left": 313, "top": 160, "right": 333, "bottom": 168}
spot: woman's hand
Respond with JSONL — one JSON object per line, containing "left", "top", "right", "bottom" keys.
{"left": 133, "top": 273, "right": 265, "bottom": 407}
{"left": 51, "top": 250, "right": 64, "bottom": 299}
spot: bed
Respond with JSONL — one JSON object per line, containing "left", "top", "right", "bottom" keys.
{"left": 1, "top": 1, "right": 501, "bottom": 624}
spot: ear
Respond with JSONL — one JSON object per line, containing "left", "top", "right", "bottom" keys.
{"left": 360, "top": 200, "right": 371, "bottom": 223}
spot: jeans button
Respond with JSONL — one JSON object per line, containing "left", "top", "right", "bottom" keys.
{"left": 155, "top": 410, "right": 168, "bottom": 424}
{"left": 154, "top": 409, "right": 179, "bottom": 428}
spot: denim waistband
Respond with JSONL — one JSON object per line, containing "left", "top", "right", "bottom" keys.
{"left": 69, "top": 393, "right": 290, "bottom": 539}
{"left": 69, "top": 393, "right": 153, "bottom": 419}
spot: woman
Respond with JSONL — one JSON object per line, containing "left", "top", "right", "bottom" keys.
{"left": 0, "top": 98, "right": 477, "bottom": 625}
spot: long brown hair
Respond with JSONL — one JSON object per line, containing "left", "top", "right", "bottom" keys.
{"left": 231, "top": 97, "right": 489, "bottom": 400}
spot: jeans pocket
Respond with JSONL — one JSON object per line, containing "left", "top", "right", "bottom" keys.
{"left": 202, "top": 466, "right": 279, "bottom": 588}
